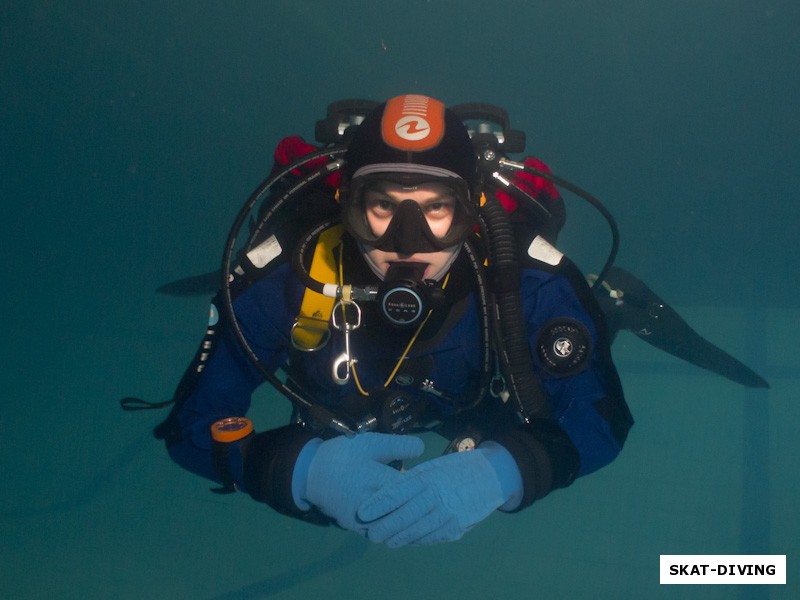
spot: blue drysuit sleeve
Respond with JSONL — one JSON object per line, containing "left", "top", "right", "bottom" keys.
{"left": 519, "top": 266, "right": 629, "bottom": 477}
{"left": 165, "top": 264, "right": 303, "bottom": 487}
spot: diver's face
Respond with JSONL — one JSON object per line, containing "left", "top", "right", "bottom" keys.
{"left": 362, "top": 181, "right": 460, "bottom": 279}
{"left": 364, "top": 181, "right": 456, "bottom": 239}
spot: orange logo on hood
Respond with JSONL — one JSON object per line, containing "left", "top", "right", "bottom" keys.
{"left": 381, "top": 95, "right": 445, "bottom": 152}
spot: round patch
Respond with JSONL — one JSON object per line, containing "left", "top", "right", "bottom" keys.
{"left": 381, "top": 286, "right": 424, "bottom": 326}
{"left": 535, "top": 318, "right": 592, "bottom": 377}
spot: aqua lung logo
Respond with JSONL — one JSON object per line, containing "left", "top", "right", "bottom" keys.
{"left": 382, "top": 287, "right": 423, "bottom": 325}
{"left": 395, "top": 115, "right": 431, "bottom": 141}
{"left": 382, "top": 94, "right": 445, "bottom": 152}
{"left": 553, "top": 337, "right": 573, "bottom": 358}
{"left": 535, "top": 318, "right": 591, "bottom": 376}
{"left": 386, "top": 300, "right": 417, "bottom": 310}
{"left": 394, "top": 95, "right": 433, "bottom": 141}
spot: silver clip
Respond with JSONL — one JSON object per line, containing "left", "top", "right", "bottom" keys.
{"left": 330, "top": 300, "right": 362, "bottom": 385}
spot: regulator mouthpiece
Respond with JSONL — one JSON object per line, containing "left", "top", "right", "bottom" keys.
{"left": 377, "top": 262, "right": 444, "bottom": 327}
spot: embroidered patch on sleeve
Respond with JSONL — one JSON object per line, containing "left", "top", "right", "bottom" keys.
{"left": 535, "top": 318, "right": 593, "bottom": 376}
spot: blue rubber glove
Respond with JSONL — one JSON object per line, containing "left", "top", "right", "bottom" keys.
{"left": 358, "top": 442, "right": 523, "bottom": 547}
{"left": 292, "top": 432, "right": 425, "bottom": 534}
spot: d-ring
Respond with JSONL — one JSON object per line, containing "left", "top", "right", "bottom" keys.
{"left": 331, "top": 300, "right": 362, "bottom": 332}
{"left": 290, "top": 317, "right": 332, "bottom": 351}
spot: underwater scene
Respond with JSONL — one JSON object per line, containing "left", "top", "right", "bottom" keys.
{"left": 2, "top": 1, "right": 797, "bottom": 598}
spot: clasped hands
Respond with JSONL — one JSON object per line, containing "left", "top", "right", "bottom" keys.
{"left": 293, "top": 432, "right": 522, "bottom": 548}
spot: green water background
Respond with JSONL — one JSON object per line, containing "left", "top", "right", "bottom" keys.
{"left": 1, "top": 1, "right": 797, "bottom": 598}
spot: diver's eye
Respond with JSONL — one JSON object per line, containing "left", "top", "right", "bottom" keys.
{"left": 377, "top": 199, "right": 395, "bottom": 212}
{"left": 367, "top": 197, "right": 396, "bottom": 216}
{"left": 422, "top": 198, "right": 455, "bottom": 219}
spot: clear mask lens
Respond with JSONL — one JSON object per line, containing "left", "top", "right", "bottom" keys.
{"left": 343, "top": 174, "right": 475, "bottom": 253}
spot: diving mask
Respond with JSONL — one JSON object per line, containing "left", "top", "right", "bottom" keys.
{"left": 341, "top": 163, "right": 477, "bottom": 254}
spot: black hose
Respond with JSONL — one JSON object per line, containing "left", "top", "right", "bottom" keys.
{"left": 245, "top": 155, "right": 345, "bottom": 251}
{"left": 221, "top": 147, "right": 347, "bottom": 286}
{"left": 291, "top": 218, "right": 341, "bottom": 295}
{"left": 460, "top": 239, "right": 494, "bottom": 412}
{"left": 218, "top": 149, "right": 356, "bottom": 434}
{"left": 516, "top": 164, "right": 619, "bottom": 289}
{"left": 479, "top": 195, "right": 551, "bottom": 421}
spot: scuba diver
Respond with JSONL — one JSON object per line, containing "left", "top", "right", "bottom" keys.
{"left": 158, "top": 101, "right": 770, "bottom": 391}
{"left": 133, "top": 93, "right": 764, "bottom": 547}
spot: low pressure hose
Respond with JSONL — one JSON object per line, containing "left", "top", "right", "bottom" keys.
{"left": 219, "top": 149, "right": 358, "bottom": 434}
{"left": 291, "top": 218, "right": 340, "bottom": 296}
{"left": 499, "top": 158, "right": 619, "bottom": 289}
{"left": 479, "top": 194, "right": 552, "bottom": 421}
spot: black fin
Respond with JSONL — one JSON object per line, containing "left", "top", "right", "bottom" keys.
{"left": 596, "top": 267, "right": 770, "bottom": 389}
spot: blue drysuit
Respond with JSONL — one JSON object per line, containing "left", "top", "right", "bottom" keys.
{"left": 159, "top": 237, "right": 632, "bottom": 519}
